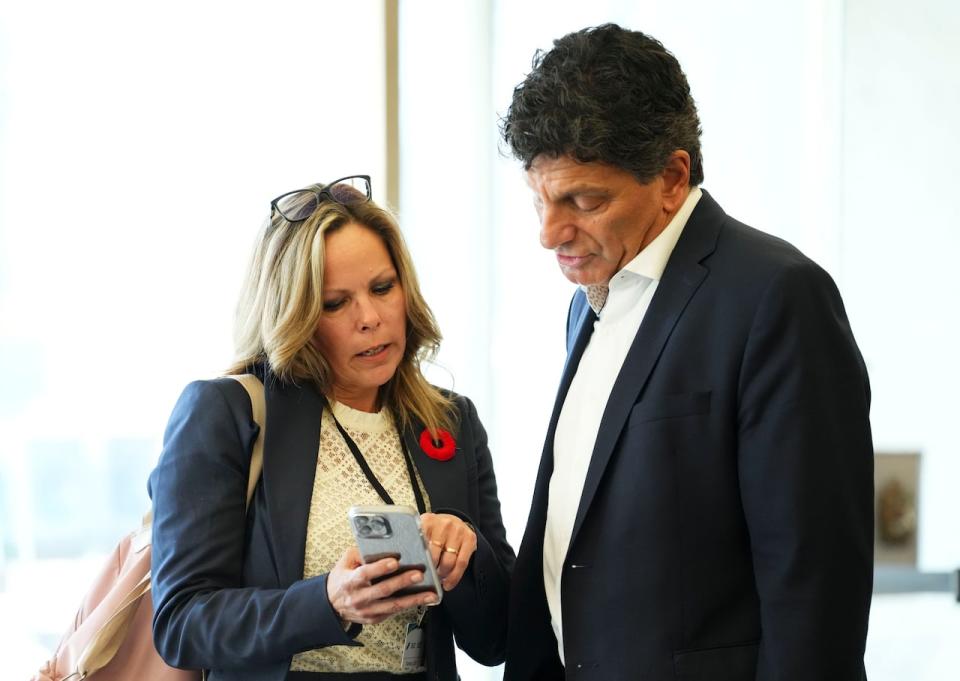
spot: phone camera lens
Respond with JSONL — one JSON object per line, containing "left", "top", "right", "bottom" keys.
{"left": 353, "top": 516, "right": 371, "bottom": 535}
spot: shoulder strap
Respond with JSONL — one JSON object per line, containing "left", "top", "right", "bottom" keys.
{"left": 141, "top": 374, "right": 265, "bottom": 528}
{"left": 228, "top": 373, "right": 265, "bottom": 509}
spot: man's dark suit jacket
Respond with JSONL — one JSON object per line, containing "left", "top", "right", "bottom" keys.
{"left": 149, "top": 371, "right": 514, "bottom": 681}
{"left": 504, "top": 190, "right": 873, "bottom": 681}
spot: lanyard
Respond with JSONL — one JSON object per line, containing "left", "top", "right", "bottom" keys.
{"left": 327, "top": 405, "right": 427, "bottom": 515}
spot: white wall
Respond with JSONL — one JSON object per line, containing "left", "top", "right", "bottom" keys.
{"left": 0, "top": 1, "right": 387, "bottom": 440}
{"left": 842, "top": 0, "right": 960, "bottom": 570}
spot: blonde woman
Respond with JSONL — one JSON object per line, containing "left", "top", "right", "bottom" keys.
{"left": 149, "top": 176, "right": 514, "bottom": 681}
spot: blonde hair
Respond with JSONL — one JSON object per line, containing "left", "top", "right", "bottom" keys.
{"left": 228, "top": 186, "right": 455, "bottom": 435}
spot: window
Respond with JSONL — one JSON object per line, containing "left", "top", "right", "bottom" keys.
{"left": 0, "top": 2, "right": 386, "bottom": 676}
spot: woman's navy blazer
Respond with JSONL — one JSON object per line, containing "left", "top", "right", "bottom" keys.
{"left": 149, "top": 370, "right": 514, "bottom": 681}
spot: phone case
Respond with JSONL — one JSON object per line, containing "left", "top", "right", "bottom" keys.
{"left": 347, "top": 504, "right": 443, "bottom": 602}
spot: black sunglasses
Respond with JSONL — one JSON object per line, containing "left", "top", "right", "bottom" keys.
{"left": 270, "top": 175, "right": 372, "bottom": 222}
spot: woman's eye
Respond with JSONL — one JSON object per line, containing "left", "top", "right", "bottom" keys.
{"left": 373, "top": 281, "right": 395, "bottom": 295}
{"left": 323, "top": 299, "right": 346, "bottom": 311}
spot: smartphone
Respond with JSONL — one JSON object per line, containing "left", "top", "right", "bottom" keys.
{"left": 347, "top": 504, "right": 443, "bottom": 603}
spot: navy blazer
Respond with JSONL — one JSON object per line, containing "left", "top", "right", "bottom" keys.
{"left": 149, "top": 371, "right": 514, "bottom": 681}
{"left": 504, "top": 191, "right": 873, "bottom": 681}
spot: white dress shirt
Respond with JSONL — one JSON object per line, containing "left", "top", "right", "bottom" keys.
{"left": 543, "top": 187, "right": 702, "bottom": 663}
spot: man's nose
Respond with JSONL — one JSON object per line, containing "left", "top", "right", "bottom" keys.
{"left": 539, "top": 204, "right": 572, "bottom": 250}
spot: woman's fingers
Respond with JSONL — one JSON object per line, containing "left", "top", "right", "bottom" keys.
{"left": 329, "top": 549, "right": 438, "bottom": 624}
{"left": 437, "top": 542, "right": 461, "bottom": 578}
{"left": 420, "top": 512, "right": 477, "bottom": 590}
{"left": 438, "top": 530, "right": 477, "bottom": 590}
{"left": 354, "top": 588, "right": 438, "bottom": 624}
{"left": 345, "top": 572, "right": 438, "bottom": 624}
{"left": 354, "top": 555, "right": 400, "bottom": 584}
{"left": 421, "top": 512, "right": 444, "bottom": 567}
{"left": 427, "top": 538, "right": 444, "bottom": 568}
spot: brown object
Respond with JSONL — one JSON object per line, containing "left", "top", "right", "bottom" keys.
{"left": 877, "top": 478, "right": 917, "bottom": 545}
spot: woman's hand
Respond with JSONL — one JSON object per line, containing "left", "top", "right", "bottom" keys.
{"left": 326, "top": 546, "right": 437, "bottom": 625}
{"left": 420, "top": 512, "right": 477, "bottom": 591}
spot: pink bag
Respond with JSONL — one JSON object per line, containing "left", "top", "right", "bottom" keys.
{"left": 32, "top": 523, "right": 199, "bottom": 681}
{"left": 32, "top": 374, "right": 265, "bottom": 681}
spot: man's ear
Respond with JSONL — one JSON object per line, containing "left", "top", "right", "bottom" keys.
{"left": 661, "top": 150, "right": 691, "bottom": 212}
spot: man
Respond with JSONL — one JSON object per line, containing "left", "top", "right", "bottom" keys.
{"left": 500, "top": 24, "right": 873, "bottom": 680}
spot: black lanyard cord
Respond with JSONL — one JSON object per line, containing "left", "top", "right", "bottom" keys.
{"left": 327, "top": 407, "right": 427, "bottom": 515}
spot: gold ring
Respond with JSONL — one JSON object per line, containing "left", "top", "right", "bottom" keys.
{"left": 443, "top": 546, "right": 460, "bottom": 555}
{"left": 430, "top": 540, "right": 444, "bottom": 548}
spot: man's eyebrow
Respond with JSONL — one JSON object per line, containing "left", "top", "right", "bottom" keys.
{"left": 555, "top": 185, "right": 611, "bottom": 199}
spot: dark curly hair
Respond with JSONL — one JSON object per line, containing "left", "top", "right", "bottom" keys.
{"left": 500, "top": 23, "right": 704, "bottom": 185}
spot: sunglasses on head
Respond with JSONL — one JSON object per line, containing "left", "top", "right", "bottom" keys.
{"left": 270, "top": 175, "right": 372, "bottom": 222}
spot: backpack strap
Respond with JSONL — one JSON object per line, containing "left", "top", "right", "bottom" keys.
{"left": 228, "top": 373, "right": 265, "bottom": 509}
{"left": 141, "top": 374, "right": 265, "bottom": 528}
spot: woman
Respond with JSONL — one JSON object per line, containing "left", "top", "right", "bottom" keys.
{"left": 149, "top": 175, "right": 514, "bottom": 681}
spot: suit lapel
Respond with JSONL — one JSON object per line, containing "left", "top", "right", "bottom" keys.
{"left": 568, "top": 191, "right": 724, "bottom": 547}
{"left": 519, "top": 297, "right": 596, "bottom": 560}
{"left": 261, "top": 376, "right": 325, "bottom": 587}
{"left": 544, "top": 296, "right": 596, "bottom": 484}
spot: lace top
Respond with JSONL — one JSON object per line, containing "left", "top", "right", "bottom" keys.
{"left": 289, "top": 401, "right": 431, "bottom": 673}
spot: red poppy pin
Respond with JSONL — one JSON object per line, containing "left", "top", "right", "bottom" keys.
{"left": 419, "top": 428, "right": 456, "bottom": 461}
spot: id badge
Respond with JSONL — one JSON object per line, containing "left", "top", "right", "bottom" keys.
{"left": 400, "top": 621, "right": 425, "bottom": 671}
